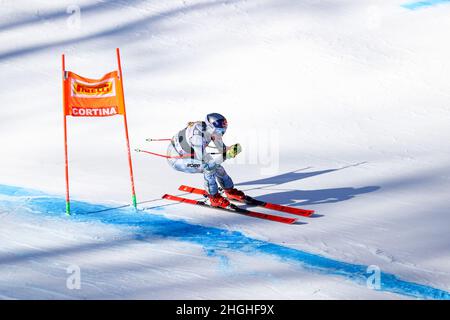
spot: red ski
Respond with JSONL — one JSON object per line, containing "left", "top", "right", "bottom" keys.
{"left": 162, "top": 194, "right": 297, "bottom": 225}
{"left": 178, "top": 185, "right": 315, "bottom": 217}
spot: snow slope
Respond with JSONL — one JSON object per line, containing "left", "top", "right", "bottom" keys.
{"left": 0, "top": 0, "right": 449, "bottom": 299}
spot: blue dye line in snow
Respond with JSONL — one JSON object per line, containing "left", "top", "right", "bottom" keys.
{"left": 402, "top": 0, "right": 450, "bottom": 10}
{"left": 1, "top": 184, "right": 449, "bottom": 300}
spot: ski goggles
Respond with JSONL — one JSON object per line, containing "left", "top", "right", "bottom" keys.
{"left": 215, "top": 127, "right": 227, "bottom": 135}
{"left": 213, "top": 119, "right": 227, "bottom": 135}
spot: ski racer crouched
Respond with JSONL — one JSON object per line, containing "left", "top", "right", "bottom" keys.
{"left": 167, "top": 113, "right": 244, "bottom": 208}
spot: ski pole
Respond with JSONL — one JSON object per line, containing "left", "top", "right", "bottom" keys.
{"left": 145, "top": 138, "right": 218, "bottom": 149}
{"left": 145, "top": 138, "right": 217, "bottom": 149}
{"left": 135, "top": 148, "right": 222, "bottom": 158}
{"left": 146, "top": 138, "right": 172, "bottom": 142}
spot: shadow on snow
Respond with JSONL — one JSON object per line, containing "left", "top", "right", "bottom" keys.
{"left": 0, "top": 181, "right": 449, "bottom": 299}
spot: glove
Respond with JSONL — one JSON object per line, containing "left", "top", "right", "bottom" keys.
{"left": 226, "top": 143, "right": 242, "bottom": 159}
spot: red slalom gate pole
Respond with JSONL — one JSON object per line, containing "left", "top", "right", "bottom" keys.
{"left": 116, "top": 48, "right": 137, "bottom": 209}
{"left": 62, "top": 54, "right": 71, "bottom": 215}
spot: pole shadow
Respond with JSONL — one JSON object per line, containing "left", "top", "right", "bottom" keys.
{"left": 232, "top": 162, "right": 379, "bottom": 218}
{"left": 236, "top": 162, "right": 367, "bottom": 187}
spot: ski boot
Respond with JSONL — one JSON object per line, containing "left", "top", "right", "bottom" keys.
{"left": 208, "top": 193, "right": 230, "bottom": 208}
{"left": 223, "top": 188, "right": 245, "bottom": 201}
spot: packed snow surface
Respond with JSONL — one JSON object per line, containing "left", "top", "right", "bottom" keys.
{"left": 0, "top": 0, "right": 449, "bottom": 299}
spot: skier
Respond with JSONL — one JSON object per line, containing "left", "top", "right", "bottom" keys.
{"left": 167, "top": 113, "right": 244, "bottom": 208}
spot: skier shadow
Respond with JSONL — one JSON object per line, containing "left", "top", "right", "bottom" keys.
{"left": 236, "top": 163, "right": 380, "bottom": 218}
{"left": 254, "top": 187, "right": 380, "bottom": 218}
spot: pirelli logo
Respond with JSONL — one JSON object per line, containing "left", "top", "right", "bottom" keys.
{"left": 71, "top": 78, "right": 116, "bottom": 98}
